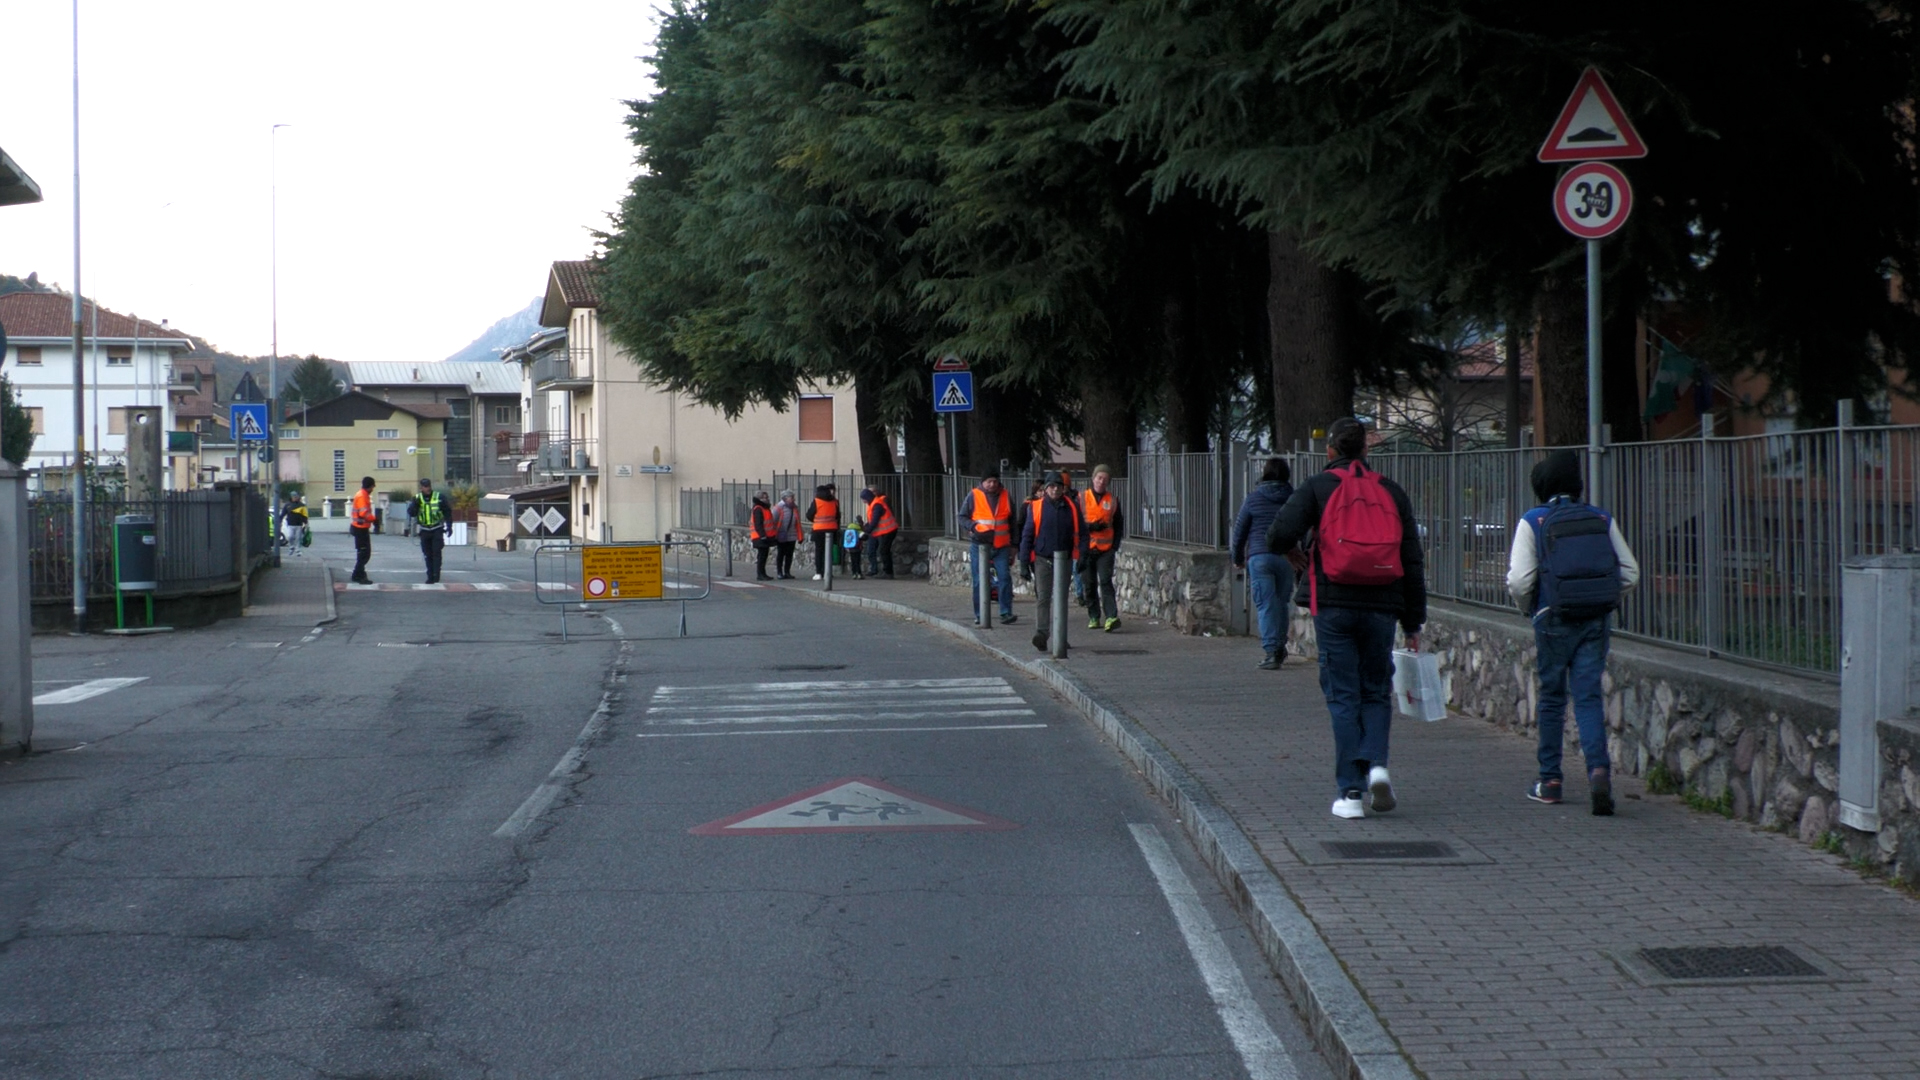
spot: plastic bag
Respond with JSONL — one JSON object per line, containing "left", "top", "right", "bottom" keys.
{"left": 1392, "top": 649, "right": 1447, "bottom": 722}
{"left": 300, "top": 526, "right": 312, "bottom": 548}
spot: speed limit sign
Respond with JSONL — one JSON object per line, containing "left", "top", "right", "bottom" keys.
{"left": 1553, "top": 162, "right": 1633, "bottom": 239}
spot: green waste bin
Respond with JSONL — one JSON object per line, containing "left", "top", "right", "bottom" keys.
{"left": 114, "top": 514, "right": 157, "bottom": 591}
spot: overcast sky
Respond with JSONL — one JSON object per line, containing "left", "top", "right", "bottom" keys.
{"left": 2, "top": 1, "right": 662, "bottom": 362}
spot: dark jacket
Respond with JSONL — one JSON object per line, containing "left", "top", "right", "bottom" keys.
{"left": 1265, "top": 457, "right": 1426, "bottom": 631}
{"left": 1019, "top": 493, "right": 1084, "bottom": 563}
{"left": 1230, "top": 481, "right": 1293, "bottom": 564}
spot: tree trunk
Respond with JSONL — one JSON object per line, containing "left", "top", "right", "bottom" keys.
{"left": 1533, "top": 265, "right": 1588, "bottom": 447}
{"left": 1602, "top": 297, "right": 1644, "bottom": 444}
{"left": 1160, "top": 291, "right": 1214, "bottom": 452}
{"left": 901, "top": 402, "right": 943, "bottom": 474}
{"left": 852, "top": 371, "right": 896, "bottom": 479}
{"left": 964, "top": 381, "right": 1038, "bottom": 475}
{"left": 1077, "top": 362, "right": 1134, "bottom": 476}
{"left": 1267, "top": 229, "right": 1354, "bottom": 452}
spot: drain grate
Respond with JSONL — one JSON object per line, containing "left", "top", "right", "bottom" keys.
{"left": 1637, "top": 946, "right": 1821, "bottom": 981}
{"left": 1321, "top": 840, "right": 1457, "bottom": 860}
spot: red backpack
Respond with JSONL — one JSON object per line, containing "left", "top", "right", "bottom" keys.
{"left": 1311, "top": 462, "right": 1404, "bottom": 612}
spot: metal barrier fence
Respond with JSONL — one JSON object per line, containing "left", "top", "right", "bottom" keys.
{"left": 28, "top": 489, "right": 254, "bottom": 601}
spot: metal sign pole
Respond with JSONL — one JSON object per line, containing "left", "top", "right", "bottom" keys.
{"left": 1050, "top": 551, "right": 1070, "bottom": 658}
{"left": 1586, "top": 238, "right": 1603, "bottom": 501}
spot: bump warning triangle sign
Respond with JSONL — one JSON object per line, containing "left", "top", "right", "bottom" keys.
{"left": 1538, "top": 67, "right": 1647, "bottom": 163}
{"left": 690, "top": 776, "right": 1019, "bottom": 835}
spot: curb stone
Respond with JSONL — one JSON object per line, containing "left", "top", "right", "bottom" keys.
{"left": 781, "top": 583, "right": 1418, "bottom": 1080}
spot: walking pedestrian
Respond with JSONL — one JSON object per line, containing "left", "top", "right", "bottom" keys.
{"left": 861, "top": 487, "right": 898, "bottom": 578}
{"left": 1018, "top": 473, "right": 1084, "bottom": 651}
{"left": 803, "top": 483, "right": 840, "bottom": 580}
{"left": 748, "top": 491, "right": 776, "bottom": 580}
{"left": 964, "top": 471, "right": 1017, "bottom": 624}
{"left": 280, "top": 492, "right": 309, "bottom": 557}
{"left": 1267, "top": 418, "right": 1426, "bottom": 820}
{"left": 1078, "top": 465, "right": 1125, "bottom": 631}
{"left": 1507, "top": 448, "right": 1641, "bottom": 816}
{"left": 349, "top": 477, "right": 376, "bottom": 584}
{"left": 1232, "top": 458, "right": 1296, "bottom": 669}
{"left": 772, "top": 490, "right": 800, "bottom": 579}
{"left": 411, "top": 477, "right": 451, "bottom": 584}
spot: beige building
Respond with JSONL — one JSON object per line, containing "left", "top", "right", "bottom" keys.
{"left": 503, "top": 261, "right": 861, "bottom": 541}
{"left": 279, "top": 391, "right": 449, "bottom": 514}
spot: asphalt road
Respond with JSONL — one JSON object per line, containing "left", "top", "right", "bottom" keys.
{"left": 0, "top": 529, "right": 1333, "bottom": 1079}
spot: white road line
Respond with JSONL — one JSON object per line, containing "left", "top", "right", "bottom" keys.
{"left": 712, "top": 579, "right": 761, "bottom": 589}
{"left": 471, "top": 582, "right": 511, "bottom": 591}
{"left": 1129, "top": 824, "right": 1300, "bottom": 1080}
{"left": 654, "top": 677, "right": 1008, "bottom": 695}
{"left": 646, "top": 708, "right": 1038, "bottom": 727}
{"left": 635, "top": 723, "right": 1049, "bottom": 739}
{"left": 32, "top": 677, "right": 148, "bottom": 705}
{"left": 411, "top": 583, "right": 447, "bottom": 591}
{"left": 495, "top": 610, "right": 631, "bottom": 839}
{"left": 646, "top": 694, "right": 1022, "bottom": 715}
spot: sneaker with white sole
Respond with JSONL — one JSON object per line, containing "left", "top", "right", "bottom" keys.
{"left": 1367, "top": 766, "right": 1396, "bottom": 813}
{"left": 1331, "top": 791, "right": 1366, "bottom": 819}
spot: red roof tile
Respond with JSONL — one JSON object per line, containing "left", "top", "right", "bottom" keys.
{"left": 0, "top": 292, "right": 197, "bottom": 343}
{"left": 550, "top": 261, "right": 599, "bottom": 309}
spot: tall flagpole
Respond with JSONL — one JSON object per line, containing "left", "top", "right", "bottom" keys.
{"left": 69, "top": 0, "right": 87, "bottom": 632}
{"left": 269, "top": 124, "right": 289, "bottom": 566}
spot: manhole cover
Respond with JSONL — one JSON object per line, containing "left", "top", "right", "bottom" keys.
{"left": 770, "top": 664, "right": 848, "bottom": 672}
{"left": 1321, "top": 840, "right": 1457, "bottom": 860}
{"left": 1637, "top": 946, "right": 1821, "bottom": 981}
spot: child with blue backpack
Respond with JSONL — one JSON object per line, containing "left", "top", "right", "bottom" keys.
{"left": 1506, "top": 449, "right": 1640, "bottom": 815}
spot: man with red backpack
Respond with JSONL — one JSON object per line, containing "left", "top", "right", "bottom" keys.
{"left": 1267, "top": 418, "right": 1427, "bottom": 820}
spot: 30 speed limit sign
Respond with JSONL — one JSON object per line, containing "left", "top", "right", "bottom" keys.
{"left": 1552, "top": 162, "right": 1633, "bottom": 239}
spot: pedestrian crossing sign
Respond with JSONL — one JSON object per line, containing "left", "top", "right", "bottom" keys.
{"left": 933, "top": 371, "right": 973, "bottom": 413}
{"left": 230, "top": 403, "right": 269, "bottom": 442}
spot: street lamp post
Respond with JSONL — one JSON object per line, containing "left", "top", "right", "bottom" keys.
{"left": 269, "top": 123, "right": 290, "bottom": 566}
{"left": 69, "top": 0, "right": 87, "bottom": 632}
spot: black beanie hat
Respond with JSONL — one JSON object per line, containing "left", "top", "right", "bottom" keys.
{"left": 1531, "top": 449, "right": 1584, "bottom": 502}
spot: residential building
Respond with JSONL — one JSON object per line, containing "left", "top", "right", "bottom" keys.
{"left": 278, "top": 391, "right": 449, "bottom": 515}
{"left": 0, "top": 292, "right": 197, "bottom": 487}
{"left": 344, "top": 361, "right": 522, "bottom": 490}
{"left": 502, "top": 260, "right": 861, "bottom": 542}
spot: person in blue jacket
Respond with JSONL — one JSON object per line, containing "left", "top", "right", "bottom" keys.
{"left": 1231, "top": 458, "right": 1296, "bottom": 670}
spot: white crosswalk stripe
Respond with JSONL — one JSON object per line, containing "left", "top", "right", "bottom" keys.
{"left": 645, "top": 677, "right": 1034, "bottom": 727}
{"left": 33, "top": 677, "right": 148, "bottom": 705}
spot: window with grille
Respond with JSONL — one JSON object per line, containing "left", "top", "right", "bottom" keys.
{"left": 376, "top": 450, "right": 400, "bottom": 469}
{"left": 333, "top": 450, "right": 346, "bottom": 491}
{"left": 797, "top": 396, "right": 833, "bottom": 442}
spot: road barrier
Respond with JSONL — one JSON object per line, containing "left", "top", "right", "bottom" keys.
{"left": 533, "top": 539, "right": 712, "bottom": 641}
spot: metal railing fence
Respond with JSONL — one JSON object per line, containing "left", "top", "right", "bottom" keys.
{"left": 29, "top": 489, "right": 250, "bottom": 601}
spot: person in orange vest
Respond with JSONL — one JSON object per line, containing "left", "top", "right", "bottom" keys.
{"left": 348, "top": 476, "right": 377, "bottom": 584}
{"left": 1079, "top": 464, "right": 1126, "bottom": 632}
{"left": 748, "top": 491, "right": 776, "bottom": 581}
{"left": 965, "top": 471, "right": 1017, "bottom": 624}
{"left": 1018, "top": 472, "right": 1085, "bottom": 651}
{"left": 860, "top": 487, "right": 899, "bottom": 578}
{"left": 802, "top": 483, "right": 840, "bottom": 580}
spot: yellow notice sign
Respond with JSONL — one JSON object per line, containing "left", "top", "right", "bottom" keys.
{"left": 580, "top": 544, "right": 664, "bottom": 601}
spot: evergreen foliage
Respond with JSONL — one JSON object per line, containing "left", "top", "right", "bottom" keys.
{"left": 1, "top": 374, "right": 33, "bottom": 465}
{"left": 284, "top": 355, "right": 344, "bottom": 406}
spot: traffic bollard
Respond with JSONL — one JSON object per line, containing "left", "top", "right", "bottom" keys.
{"left": 975, "top": 544, "right": 992, "bottom": 629}
{"left": 1050, "top": 551, "right": 1070, "bottom": 659}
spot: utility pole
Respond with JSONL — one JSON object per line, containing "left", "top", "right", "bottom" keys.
{"left": 69, "top": 0, "right": 87, "bottom": 632}
{"left": 269, "top": 123, "right": 290, "bottom": 566}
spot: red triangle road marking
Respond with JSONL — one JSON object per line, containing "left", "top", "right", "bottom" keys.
{"left": 690, "top": 776, "right": 1020, "bottom": 836}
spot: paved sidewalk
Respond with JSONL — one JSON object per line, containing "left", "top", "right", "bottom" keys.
{"left": 242, "top": 550, "right": 335, "bottom": 624}
{"left": 775, "top": 571, "right": 1920, "bottom": 1079}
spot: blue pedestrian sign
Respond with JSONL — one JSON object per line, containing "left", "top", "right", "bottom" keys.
{"left": 230, "top": 403, "right": 269, "bottom": 443}
{"left": 933, "top": 372, "right": 973, "bottom": 413}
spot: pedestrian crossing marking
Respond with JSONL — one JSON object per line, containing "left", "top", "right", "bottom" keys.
{"left": 690, "top": 776, "right": 1020, "bottom": 835}
{"left": 33, "top": 677, "right": 148, "bottom": 705}
{"left": 336, "top": 581, "right": 538, "bottom": 592}
{"left": 937, "top": 379, "right": 970, "bottom": 408}
{"left": 233, "top": 409, "right": 265, "bottom": 438}
{"left": 646, "top": 677, "right": 1033, "bottom": 727}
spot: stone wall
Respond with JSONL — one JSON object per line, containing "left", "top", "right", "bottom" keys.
{"left": 673, "top": 527, "right": 941, "bottom": 580}
{"left": 926, "top": 537, "right": 1235, "bottom": 635}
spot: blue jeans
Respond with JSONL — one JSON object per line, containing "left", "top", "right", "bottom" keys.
{"left": 1247, "top": 553, "right": 1294, "bottom": 654}
{"left": 1535, "top": 612, "right": 1611, "bottom": 782}
{"left": 970, "top": 543, "right": 1013, "bottom": 620}
{"left": 1315, "top": 607, "right": 1398, "bottom": 796}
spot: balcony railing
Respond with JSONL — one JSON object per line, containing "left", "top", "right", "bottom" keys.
{"left": 531, "top": 348, "right": 594, "bottom": 391}
{"left": 527, "top": 435, "right": 597, "bottom": 476}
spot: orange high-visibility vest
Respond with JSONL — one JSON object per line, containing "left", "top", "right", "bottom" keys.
{"left": 866, "top": 494, "right": 898, "bottom": 536}
{"left": 350, "top": 489, "right": 376, "bottom": 529}
{"left": 967, "top": 488, "right": 1013, "bottom": 548}
{"left": 749, "top": 504, "right": 773, "bottom": 541}
{"left": 1080, "top": 488, "right": 1119, "bottom": 552}
{"left": 810, "top": 497, "right": 840, "bottom": 534}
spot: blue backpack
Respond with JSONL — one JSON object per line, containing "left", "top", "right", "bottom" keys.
{"left": 1531, "top": 499, "right": 1620, "bottom": 620}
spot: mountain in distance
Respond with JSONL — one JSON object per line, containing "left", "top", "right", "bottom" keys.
{"left": 444, "top": 298, "right": 543, "bottom": 366}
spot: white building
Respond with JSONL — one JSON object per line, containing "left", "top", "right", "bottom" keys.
{"left": 0, "top": 292, "right": 196, "bottom": 487}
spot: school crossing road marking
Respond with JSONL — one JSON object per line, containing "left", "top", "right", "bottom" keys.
{"left": 32, "top": 677, "right": 149, "bottom": 705}
{"left": 642, "top": 677, "right": 1036, "bottom": 729}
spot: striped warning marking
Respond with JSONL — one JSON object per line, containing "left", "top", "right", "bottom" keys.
{"left": 644, "top": 677, "right": 1034, "bottom": 728}
{"left": 33, "top": 677, "right": 148, "bottom": 705}
{"left": 335, "top": 582, "right": 539, "bottom": 592}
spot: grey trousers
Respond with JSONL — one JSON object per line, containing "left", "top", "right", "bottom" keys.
{"left": 1034, "top": 553, "right": 1066, "bottom": 639}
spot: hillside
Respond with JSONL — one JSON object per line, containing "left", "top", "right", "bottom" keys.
{"left": 443, "top": 298, "right": 542, "bottom": 366}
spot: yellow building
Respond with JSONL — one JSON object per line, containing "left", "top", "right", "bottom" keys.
{"left": 279, "top": 391, "right": 449, "bottom": 514}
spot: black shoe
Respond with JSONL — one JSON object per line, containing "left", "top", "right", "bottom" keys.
{"left": 1032, "top": 632, "right": 1048, "bottom": 652}
{"left": 1258, "top": 651, "right": 1279, "bottom": 670}
{"left": 1527, "top": 779, "right": 1563, "bottom": 805}
{"left": 1590, "top": 768, "right": 1614, "bottom": 816}
{"left": 1001, "top": 613, "right": 1017, "bottom": 624}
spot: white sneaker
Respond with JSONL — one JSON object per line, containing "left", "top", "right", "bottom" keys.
{"left": 811, "top": 573, "right": 822, "bottom": 581}
{"left": 1331, "top": 792, "right": 1366, "bottom": 819}
{"left": 1367, "top": 766, "right": 1396, "bottom": 813}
